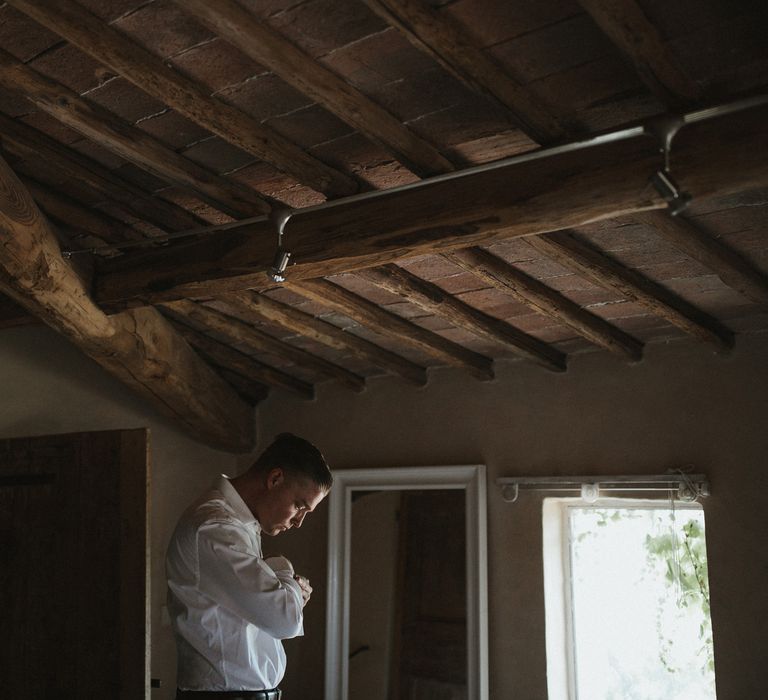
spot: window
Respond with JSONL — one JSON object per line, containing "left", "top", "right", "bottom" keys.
{"left": 543, "top": 498, "right": 716, "bottom": 700}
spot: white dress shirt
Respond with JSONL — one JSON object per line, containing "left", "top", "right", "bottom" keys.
{"left": 166, "top": 476, "right": 304, "bottom": 690}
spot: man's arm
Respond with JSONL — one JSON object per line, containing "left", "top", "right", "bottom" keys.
{"left": 195, "top": 521, "right": 305, "bottom": 639}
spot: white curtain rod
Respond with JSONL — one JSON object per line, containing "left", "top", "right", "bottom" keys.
{"left": 496, "top": 473, "right": 709, "bottom": 503}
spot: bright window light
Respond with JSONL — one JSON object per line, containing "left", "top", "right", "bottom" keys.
{"left": 543, "top": 498, "right": 716, "bottom": 700}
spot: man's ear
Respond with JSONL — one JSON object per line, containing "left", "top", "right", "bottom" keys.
{"left": 266, "top": 467, "right": 284, "bottom": 490}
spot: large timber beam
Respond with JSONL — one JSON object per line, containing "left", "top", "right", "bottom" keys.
{"left": 0, "top": 152, "right": 253, "bottom": 451}
{"left": 94, "top": 102, "right": 768, "bottom": 307}
{"left": 7, "top": 0, "right": 357, "bottom": 198}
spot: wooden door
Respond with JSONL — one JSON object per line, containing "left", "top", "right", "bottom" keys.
{"left": 0, "top": 429, "right": 149, "bottom": 699}
{"left": 391, "top": 490, "right": 467, "bottom": 700}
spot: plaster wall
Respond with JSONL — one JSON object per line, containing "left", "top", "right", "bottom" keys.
{"left": 1, "top": 324, "right": 767, "bottom": 699}
{"left": 0, "top": 325, "right": 253, "bottom": 699}
{"left": 259, "top": 333, "right": 768, "bottom": 700}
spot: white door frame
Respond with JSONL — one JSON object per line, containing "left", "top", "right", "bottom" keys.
{"left": 325, "top": 464, "right": 489, "bottom": 700}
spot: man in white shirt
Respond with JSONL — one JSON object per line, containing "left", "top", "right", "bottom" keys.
{"left": 166, "top": 433, "right": 332, "bottom": 699}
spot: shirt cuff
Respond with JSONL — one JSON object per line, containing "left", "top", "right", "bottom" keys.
{"left": 264, "top": 555, "right": 294, "bottom": 575}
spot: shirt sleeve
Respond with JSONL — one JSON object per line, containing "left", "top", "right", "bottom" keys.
{"left": 195, "top": 519, "right": 304, "bottom": 640}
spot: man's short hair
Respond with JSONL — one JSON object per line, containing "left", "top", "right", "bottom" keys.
{"left": 253, "top": 433, "right": 332, "bottom": 490}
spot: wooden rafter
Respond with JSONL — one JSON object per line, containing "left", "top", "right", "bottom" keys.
{"left": 356, "top": 264, "right": 567, "bottom": 369}
{"left": 0, "top": 49, "right": 270, "bottom": 218}
{"left": 170, "top": 320, "right": 314, "bottom": 401}
{"left": 528, "top": 231, "right": 734, "bottom": 350}
{"left": 289, "top": 278, "right": 495, "bottom": 380}
{"left": 175, "top": 0, "right": 455, "bottom": 178}
{"left": 216, "top": 369, "right": 270, "bottom": 406}
{"left": 0, "top": 152, "right": 253, "bottom": 450}
{"left": 442, "top": 249, "right": 642, "bottom": 361}
{"left": 163, "top": 299, "right": 366, "bottom": 393}
{"left": 637, "top": 211, "right": 768, "bottom": 307}
{"left": 94, "top": 101, "right": 768, "bottom": 306}
{"left": 578, "top": 0, "right": 702, "bottom": 105}
{"left": 6, "top": 0, "right": 357, "bottom": 198}
{"left": 361, "top": 0, "right": 565, "bottom": 143}
{"left": 219, "top": 291, "right": 428, "bottom": 386}
{"left": 22, "top": 176, "right": 144, "bottom": 247}
{"left": 0, "top": 112, "right": 201, "bottom": 233}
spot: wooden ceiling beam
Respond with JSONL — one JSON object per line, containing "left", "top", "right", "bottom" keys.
{"left": 164, "top": 299, "right": 366, "bottom": 393}
{"left": 22, "top": 175, "right": 145, "bottom": 247}
{"left": 443, "top": 249, "right": 642, "bottom": 361}
{"left": 216, "top": 369, "right": 270, "bottom": 406}
{"left": 578, "top": 0, "right": 702, "bottom": 105}
{"left": 6, "top": 0, "right": 357, "bottom": 198}
{"left": 356, "top": 264, "right": 567, "bottom": 369}
{"left": 175, "top": 0, "right": 455, "bottom": 178}
{"left": 220, "top": 291, "right": 428, "bottom": 386}
{"left": 0, "top": 111, "right": 201, "bottom": 233}
{"left": 93, "top": 101, "right": 768, "bottom": 306}
{"left": 637, "top": 211, "right": 768, "bottom": 307}
{"left": 0, "top": 49, "right": 270, "bottom": 219}
{"left": 528, "top": 230, "right": 734, "bottom": 350}
{"left": 289, "top": 278, "right": 495, "bottom": 380}
{"left": 169, "top": 319, "right": 314, "bottom": 401}
{"left": 0, "top": 152, "right": 254, "bottom": 451}
{"left": 361, "top": 0, "right": 565, "bottom": 143}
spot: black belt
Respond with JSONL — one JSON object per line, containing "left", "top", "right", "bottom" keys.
{"left": 176, "top": 691, "right": 281, "bottom": 700}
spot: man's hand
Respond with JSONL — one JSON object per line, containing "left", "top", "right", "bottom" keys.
{"left": 294, "top": 574, "right": 312, "bottom": 606}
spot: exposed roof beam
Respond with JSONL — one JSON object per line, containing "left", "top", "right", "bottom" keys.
{"left": 578, "top": 0, "right": 702, "bottom": 105}
{"left": 6, "top": 0, "right": 357, "bottom": 198}
{"left": 0, "top": 111, "right": 201, "bottom": 233}
{"left": 220, "top": 291, "right": 428, "bottom": 386}
{"left": 164, "top": 299, "right": 366, "bottom": 393}
{"left": 94, "top": 101, "right": 768, "bottom": 306}
{"left": 169, "top": 319, "right": 314, "bottom": 401}
{"left": 22, "top": 175, "right": 145, "bottom": 247}
{"left": 0, "top": 49, "right": 270, "bottom": 218}
{"left": 443, "top": 249, "right": 642, "bottom": 361}
{"left": 361, "top": 0, "right": 565, "bottom": 143}
{"left": 637, "top": 211, "right": 768, "bottom": 307}
{"left": 528, "top": 230, "right": 734, "bottom": 350}
{"left": 216, "top": 369, "right": 270, "bottom": 406}
{"left": 289, "top": 278, "right": 495, "bottom": 380}
{"left": 175, "top": 0, "right": 455, "bottom": 178}
{"left": 356, "top": 264, "right": 567, "bottom": 369}
{"left": 0, "top": 152, "right": 253, "bottom": 451}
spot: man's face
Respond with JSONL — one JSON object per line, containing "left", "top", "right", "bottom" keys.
{"left": 260, "top": 468, "right": 327, "bottom": 536}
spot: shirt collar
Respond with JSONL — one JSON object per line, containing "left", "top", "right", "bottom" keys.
{"left": 217, "top": 475, "right": 260, "bottom": 530}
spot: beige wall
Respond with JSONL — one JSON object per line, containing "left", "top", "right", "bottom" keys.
{"left": 0, "top": 325, "right": 253, "bottom": 700}
{"left": 2, "top": 324, "right": 767, "bottom": 699}
{"left": 259, "top": 333, "right": 768, "bottom": 700}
